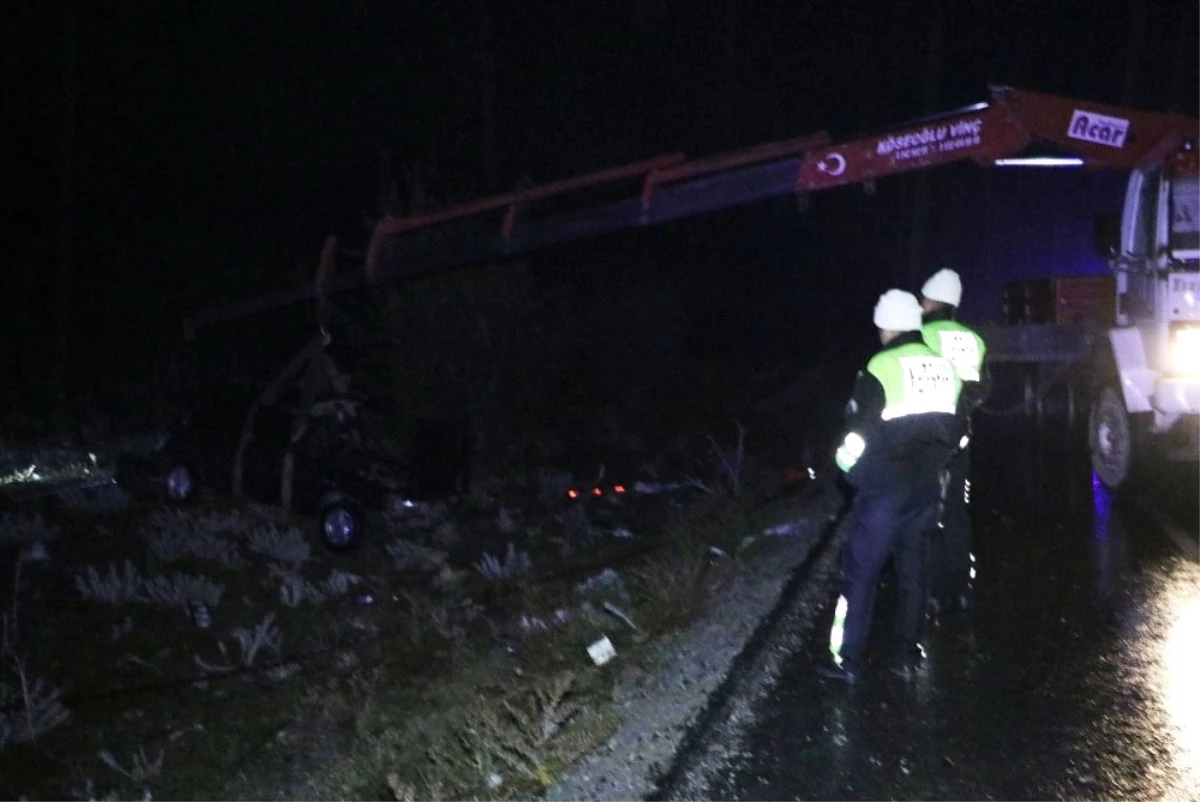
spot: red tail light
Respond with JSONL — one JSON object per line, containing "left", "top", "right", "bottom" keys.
{"left": 567, "top": 489, "right": 579, "bottom": 499}
{"left": 592, "top": 486, "right": 602, "bottom": 496}
{"left": 614, "top": 484, "right": 626, "bottom": 493}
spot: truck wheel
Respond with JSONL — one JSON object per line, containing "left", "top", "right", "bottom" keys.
{"left": 1088, "top": 386, "right": 1144, "bottom": 490}
{"left": 321, "top": 503, "right": 364, "bottom": 553}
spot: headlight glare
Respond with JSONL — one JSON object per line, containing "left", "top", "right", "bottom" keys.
{"left": 1172, "top": 325, "right": 1200, "bottom": 375}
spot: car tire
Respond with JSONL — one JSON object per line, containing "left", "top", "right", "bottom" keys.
{"left": 163, "top": 463, "right": 196, "bottom": 504}
{"left": 321, "top": 502, "right": 364, "bottom": 552}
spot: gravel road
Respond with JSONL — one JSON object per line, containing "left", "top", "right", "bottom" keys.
{"left": 543, "top": 484, "right": 845, "bottom": 802}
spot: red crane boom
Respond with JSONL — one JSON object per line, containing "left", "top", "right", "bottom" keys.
{"left": 185, "top": 86, "right": 1197, "bottom": 337}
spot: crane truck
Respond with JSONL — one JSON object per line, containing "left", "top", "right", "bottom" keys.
{"left": 187, "top": 86, "right": 1199, "bottom": 491}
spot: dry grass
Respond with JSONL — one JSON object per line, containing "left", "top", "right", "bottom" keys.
{"left": 0, "top": 437, "right": 819, "bottom": 801}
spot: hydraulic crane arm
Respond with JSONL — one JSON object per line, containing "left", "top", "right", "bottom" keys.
{"left": 795, "top": 85, "right": 1194, "bottom": 193}
{"left": 185, "top": 86, "right": 1197, "bottom": 337}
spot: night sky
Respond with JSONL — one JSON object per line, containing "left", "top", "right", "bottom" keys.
{"left": 3, "top": 0, "right": 1197, "bottom": 393}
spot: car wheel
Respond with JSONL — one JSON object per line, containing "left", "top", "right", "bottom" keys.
{"left": 321, "top": 503, "right": 364, "bottom": 552}
{"left": 163, "top": 464, "right": 195, "bottom": 504}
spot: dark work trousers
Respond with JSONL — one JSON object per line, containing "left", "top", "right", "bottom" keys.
{"left": 930, "top": 445, "right": 972, "bottom": 605}
{"left": 831, "top": 486, "right": 938, "bottom": 670}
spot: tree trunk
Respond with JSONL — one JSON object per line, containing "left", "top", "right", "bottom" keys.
{"left": 56, "top": 1, "right": 78, "bottom": 428}
{"left": 721, "top": 0, "right": 739, "bottom": 145}
{"left": 477, "top": 0, "right": 497, "bottom": 189}
{"left": 377, "top": 148, "right": 401, "bottom": 218}
{"left": 1166, "top": 1, "right": 1187, "bottom": 112}
{"left": 1120, "top": 0, "right": 1148, "bottom": 106}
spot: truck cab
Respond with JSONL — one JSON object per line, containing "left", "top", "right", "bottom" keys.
{"left": 1089, "top": 145, "right": 1200, "bottom": 487}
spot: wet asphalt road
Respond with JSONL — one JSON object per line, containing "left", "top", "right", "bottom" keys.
{"left": 664, "top": 421, "right": 1199, "bottom": 801}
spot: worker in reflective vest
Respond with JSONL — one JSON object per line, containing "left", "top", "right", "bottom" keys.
{"left": 817, "top": 290, "right": 963, "bottom": 684}
{"left": 919, "top": 268, "right": 990, "bottom": 618}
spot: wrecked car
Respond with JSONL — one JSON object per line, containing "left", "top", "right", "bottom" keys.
{"left": 116, "top": 384, "right": 409, "bottom": 552}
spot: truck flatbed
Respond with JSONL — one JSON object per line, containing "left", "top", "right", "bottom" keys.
{"left": 975, "top": 322, "right": 1101, "bottom": 364}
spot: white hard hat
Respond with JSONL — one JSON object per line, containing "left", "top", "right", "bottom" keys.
{"left": 873, "top": 289, "right": 923, "bottom": 331}
{"left": 921, "top": 267, "right": 962, "bottom": 307}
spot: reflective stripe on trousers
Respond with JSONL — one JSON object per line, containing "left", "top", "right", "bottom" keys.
{"left": 829, "top": 594, "right": 848, "bottom": 665}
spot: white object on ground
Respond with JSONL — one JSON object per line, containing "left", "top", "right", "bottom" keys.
{"left": 587, "top": 635, "right": 617, "bottom": 666}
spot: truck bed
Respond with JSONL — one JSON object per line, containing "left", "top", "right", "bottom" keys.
{"left": 975, "top": 322, "right": 1102, "bottom": 364}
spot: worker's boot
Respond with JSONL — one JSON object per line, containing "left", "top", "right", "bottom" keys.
{"left": 814, "top": 655, "right": 861, "bottom": 685}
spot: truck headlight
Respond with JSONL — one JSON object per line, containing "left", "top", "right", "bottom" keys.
{"left": 1172, "top": 324, "right": 1200, "bottom": 375}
